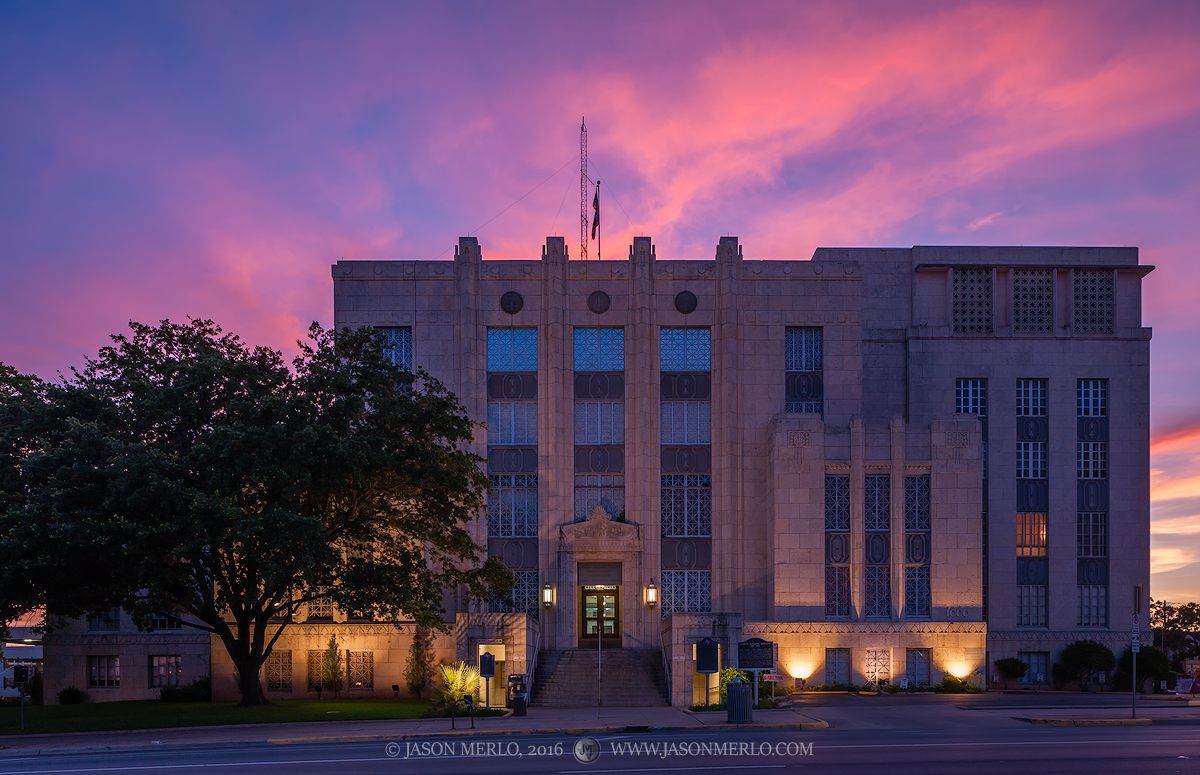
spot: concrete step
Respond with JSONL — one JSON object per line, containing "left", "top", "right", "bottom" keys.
{"left": 531, "top": 649, "right": 670, "bottom": 707}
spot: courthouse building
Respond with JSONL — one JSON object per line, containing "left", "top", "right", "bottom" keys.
{"left": 43, "top": 234, "right": 1153, "bottom": 705}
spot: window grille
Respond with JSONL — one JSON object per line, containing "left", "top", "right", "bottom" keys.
{"left": 487, "top": 402, "right": 538, "bottom": 445}
{"left": 660, "top": 328, "right": 711, "bottom": 371}
{"left": 573, "top": 475, "right": 625, "bottom": 521}
{"left": 1077, "top": 513, "right": 1107, "bottom": 558}
{"left": 1073, "top": 269, "right": 1114, "bottom": 333}
{"left": 825, "top": 648, "right": 851, "bottom": 686}
{"left": 661, "top": 474, "right": 712, "bottom": 537}
{"left": 955, "top": 378, "right": 987, "bottom": 417}
{"left": 89, "top": 655, "right": 120, "bottom": 687}
{"left": 1077, "top": 379, "right": 1107, "bottom": 417}
{"left": 1018, "top": 651, "right": 1049, "bottom": 683}
{"left": 786, "top": 400, "right": 823, "bottom": 414}
{"left": 1012, "top": 269, "right": 1054, "bottom": 333}
{"left": 1016, "top": 512, "right": 1048, "bottom": 557}
{"left": 377, "top": 328, "right": 412, "bottom": 371}
{"left": 487, "top": 328, "right": 537, "bottom": 372}
{"left": 1077, "top": 442, "right": 1107, "bottom": 479}
{"left": 492, "top": 570, "right": 539, "bottom": 616}
{"left": 267, "top": 650, "right": 292, "bottom": 691}
{"left": 307, "top": 651, "right": 325, "bottom": 691}
{"left": 1078, "top": 585, "right": 1108, "bottom": 627}
{"left": 660, "top": 570, "right": 711, "bottom": 616}
{"left": 785, "top": 328, "right": 822, "bottom": 372}
{"left": 574, "top": 401, "right": 625, "bottom": 444}
{"left": 952, "top": 268, "right": 993, "bottom": 333}
{"left": 1016, "top": 379, "right": 1047, "bottom": 417}
{"left": 348, "top": 651, "right": 374, "bottom": 689}
{"left": 1016, "top": 442, "right": 1047, "bottom": 479}
{"left": 865, "top": 648, "right": 891, "bottom": 687}
{"left": 864, "top": 475, "right": 890, "bottom": 531}
{"left": 904, "top": 476, "right": 930, "bottom": 530}
{"left": 904, "top": 566, "right": 931, "bottom": 618}
{"left": 487, "top": 475, "right": 538, "bottom": 537}
{"left": 87, "top": 608, "right": 120, "bottom": 632}
{"left": 864, "top": 565, "right": 891, "bottom": 618}
{"left": 307, "top": 597, "right": 334, "bottom": 620}
{"left": 660, "top": 401, "right": 711, "bottom": 444}
{"left": 825, "top": 566, "right": 850, "bottom": 618}
{"left": 149, "top": 614, "right": 182, "bottom": 630}
{"left": 149, "top": 655, "right": 182, "bottom": 688}
{"left": 824, "top": 475, "right": 850, "bottom": 531}
{"left": 573, "top": 328, "right": 624, "bottom": 371}
{"left": 1017, "top": 585, "right": 1048, "bottom": 627}
{"left": 906, "top": 649, "right": 931, "bottom": 687}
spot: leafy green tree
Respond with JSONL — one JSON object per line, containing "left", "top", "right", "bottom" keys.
{"left": 1116, "top": 645, "right": 1172, "bottom": 692}
{"left": 1058, "top": 640, "right": 1116, "bottom": 690}
{"left": 323, "top": 636, "right": 344, "bottom": 699}
{"left": 404, "top": 625, "right": 432, "bottom": 698}
{"left": 995, "top": 657, "right": 1028, "bottom": 689}
{"left": 0, "top": 320, "right": 509, "bottom": 705}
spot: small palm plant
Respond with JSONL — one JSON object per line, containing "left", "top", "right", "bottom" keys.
{"left": 437, "top": 661, "right": 481, "bottom": 707}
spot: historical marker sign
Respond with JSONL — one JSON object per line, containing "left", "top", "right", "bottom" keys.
{"left": 738, "top": 638, "right": 775, "bottom": 670}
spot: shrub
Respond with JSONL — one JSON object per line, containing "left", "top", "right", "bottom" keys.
{"left": 404, "top": 626, "right": 432, "bottom": 698}
{"left": 718, "top": 666, "right": 750, "bottom": 700}
{"left": 57, "top": 687, "right": 87, "bottom": 704}
{"left": 323, "top": 636, "right": 345, "bottom": 698}
{"left": 159, "top": 676, "right": 212, "bottom": 702}
{"left": 436, "top": 661, "right": 480, "bottom": 707}
{"left": 995, "top": 657, "right": 1028, "bottom": 689}
{"left": 1059, "top": 640, "right": 1116, "bottom": 690}
{"left": 28, "top": 669, "right": 43, "bottom": 705}
{"left": 1115, "top": 645, "right": 1172, "bottom": 691}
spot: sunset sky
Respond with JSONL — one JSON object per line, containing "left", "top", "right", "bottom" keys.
{"left": 2, "top": 1, "right": 1198, "bottom": 601}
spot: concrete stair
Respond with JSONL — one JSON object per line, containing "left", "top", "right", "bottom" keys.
{"left": 531, "top": 649, "right": 670, "bottom": 707}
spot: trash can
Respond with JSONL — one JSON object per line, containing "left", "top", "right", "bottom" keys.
{"left": 513, "top": 691, "right": 528, "bottom": 717}
{"left": 726, "top": 676, "right": 752, "bottom": 724}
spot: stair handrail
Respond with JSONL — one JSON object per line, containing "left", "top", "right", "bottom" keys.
{"left": 529, "top": 626, "right": 541, "bottom": 700}
{"left": 658, "top": 619, "right": 671, "bottom": 702}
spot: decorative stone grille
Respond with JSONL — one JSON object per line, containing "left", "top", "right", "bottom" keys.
{"left": 864, "top": 475, "right": 890, "bottom": 531}
{"left": 660, "top": 474, "right": 712, "bottom": 537}
{"left": 573, "top": 328, "right": 624, "bottom": 371}
{"left": 660, "top": 401, "right": 711, "bottom": 444}
{"left": 904, "top": 566, "right": 931, "bottom": 618}
{"left": 904, "top": 476, "right": 930, "bottom": 531}
{"left": 785, "top": 328, "right": 822, "bottom": 372}
{"left": 573, "top": 475, "right": 625, "bottom": 521}
{"left": 307, "top": 597, "right": 334, "bottom": 620}
{"left": 660, "top": 569, "right": 711, "bottom": 616}
{"left": 864, "top": 565, "right": 891, "bottom": 618}
{"left": 491, "top": 569, "right": 539, "bottom": 616}
{"left": 487, "top": 328, "right": 537, "bottom": 371}
{"left": 1012, "top": 269, "right": 1054, "bottom": 333}
{"left": 824, "top": 476, "right": 850, "bottom": 531}
{"left": 865, "top": 648, "right": 891, "bottom": 686}
{"left": 267, "top": 650, "right": 292, "bottom": 691}
{"left": 307, "top": 650, "right": 324, "bottom": 691}
{"left": 347, "top": 651, "right": 374, "bottom": 689}
{"left": 825, "top": 648, "right": 851, "bottom": 685}
{"left": 951, "top": 268, "right": 993, "bottom": 333}
{"left": 487, "top": 475, "right": 538, "bottom": 537}
{"left": 377, "top": 328, "right": 412, "bottom": 371}
{"left": 574, "top": 402, "right": 625, "bottom": 444}
{"left": 1072, "top": 269, "right": 1114, "bottom": 333}
{"left": 660, "top": 328, "right": 710, "bottom": 371}
{"left": 824, "top": 566, "right": 850, "bottom": 619}
{"left": 906, "top": 649, "right": 931, "bottom": 687}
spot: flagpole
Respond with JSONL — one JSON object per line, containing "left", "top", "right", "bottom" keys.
{"left": 596, "top": 180, "right": 601, "bottom": 261}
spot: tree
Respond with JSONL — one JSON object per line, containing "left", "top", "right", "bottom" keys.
{"left": 0, "top": 320, "right": 510, "bottom": 705}
{"left": 995, "top": 657, "right": 1028, "bottom": 690}
{"left": 404, "top": 625, "right": 432, "bottom": 698}
{"left": 1116, "top": 645, "right": 1172, "bottom": 692}
{"left": 323, "top": 636, "right": 344, "bottom": 699}
{"left": 1058, "top": 640, "right": 1116, "bottom": 690}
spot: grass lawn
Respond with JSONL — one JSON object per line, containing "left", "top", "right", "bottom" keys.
{"left": 0, "top": 697, "right": 436, "bottom": 736}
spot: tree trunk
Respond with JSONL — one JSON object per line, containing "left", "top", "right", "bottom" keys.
{"left": 237, "top": 657, "right": 268, "bottom": 706}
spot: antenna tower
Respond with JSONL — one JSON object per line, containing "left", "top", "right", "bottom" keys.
{"left": 580, "top": 118, "right": 588, "bottom": 261}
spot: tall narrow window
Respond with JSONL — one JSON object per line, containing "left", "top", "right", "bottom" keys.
{"left": 1016, "top": 512, "right": 1048, "bottom": 557}
{"left": 904, "top": 475, "right": 931, "bottom": 618}
{"left": 952, "top": 268, "right": 993, "bottom": 333}
{"left": 784, "top": 328, "right": 823, "bottom": 415}
{"left": 1077, "top": 379, "right": 1109, "bottom": 628}
{"left": 492, "top": 570, "right": 540, "bottom": 615}
{"left": 661, "top": 328, "right": 711, "bottom": 614}
{"left": 1012, "top": 269, "right": 1054, "bottom": 333}
{"left": 864, "top": 474, "right": 891, "bottom": 619}
{"left": 487, "top": 329, "right": 539, "bottom": 616}
{"left": 575, "top": 329, "right": 625, "bottom": 522}
{"left": 824, "top": 475, "right": 851, "bottom": 619}
{"left": 149, "top": 655, "right": 182, "bottom": 688}
{"left": 267, "top": 650, "right": 293, "bottom": 691}
{"left": 377, "top": 327, "right": 412, "bottom": 371}
{"left": 89, "top": 656, "right": 120, "bottom": 688}
{"left": 1017, "top": 585, "right": 1048, "bottom": 627}
{"left": 1072, "top": 269, "right": 1114, "bottom": 334}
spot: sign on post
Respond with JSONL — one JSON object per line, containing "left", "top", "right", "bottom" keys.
{"left": 696, "top": 638, "right": 720, "bottom": 675}
{"left": 737, "top": 638, "right": 775, "bottom": 670}
{"left": 763, "top": 673, "right": 785, "bottom": 683}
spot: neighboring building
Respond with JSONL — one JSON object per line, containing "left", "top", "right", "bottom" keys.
{"left": 40, "top": 609, "right": 209, "bottom": 703}
{"left": 2, "top": 610, "right": 44, "bottom": 698}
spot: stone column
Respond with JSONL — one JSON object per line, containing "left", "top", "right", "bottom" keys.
{"left": 850, "top": 415, "right": 865, "bottom": 621}
{"left": 890, "top": 415, "right": 906, "bottom": 619}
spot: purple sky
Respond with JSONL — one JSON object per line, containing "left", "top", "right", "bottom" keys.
{"left": 2, "top": 1, "right": 1198, "bottom": 600}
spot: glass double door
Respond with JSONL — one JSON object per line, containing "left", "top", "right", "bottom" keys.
{"left": 579, "top": 585, "right": 621, "bottom": 649}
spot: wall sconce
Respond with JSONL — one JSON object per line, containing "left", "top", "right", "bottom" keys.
{"left": 542, "top": 583, "right": 554, "bottom": 608}
{"left": 646, "top": 580, "right": 658, "bottom": 607}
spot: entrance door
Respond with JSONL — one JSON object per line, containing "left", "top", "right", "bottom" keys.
{"left": 579, "top": 585, "right": 621, "bottom": 649}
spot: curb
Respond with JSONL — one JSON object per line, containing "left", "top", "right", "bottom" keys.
{"left": 1013, "top": 717, "right": 1153, "bottom": 726}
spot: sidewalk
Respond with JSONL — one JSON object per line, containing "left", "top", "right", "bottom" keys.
{"left": 970, "top": 702, "right": 1200, "bottom": 727}
{"left": 0, "top": 706, "right": 827, "bottom": 758}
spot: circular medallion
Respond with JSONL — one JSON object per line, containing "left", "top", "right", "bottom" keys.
{"left": 674, "top": 291, "right": 698, "bottom": 314}
{"left": 500, "top": 291, "right": 524, "bottom": 314}
{"left": 587, "top": 290, "right": 611, "bottom": 314}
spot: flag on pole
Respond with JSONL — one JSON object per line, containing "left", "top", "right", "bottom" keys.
{"left": 591, "top": 181, "right": 600, "bottom": 240}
